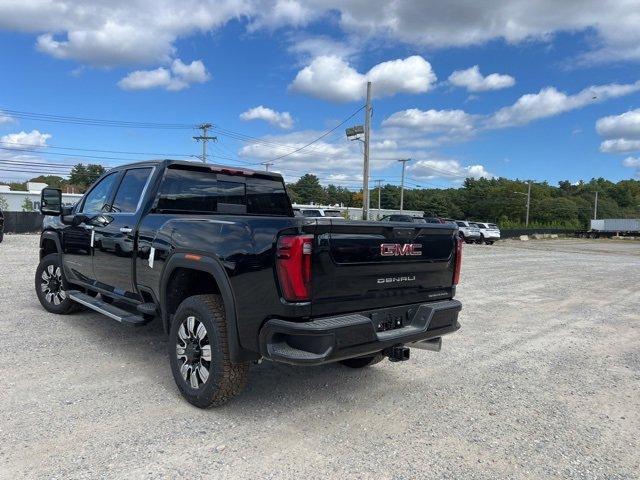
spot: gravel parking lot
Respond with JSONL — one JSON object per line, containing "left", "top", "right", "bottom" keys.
{"left": 1, "top": 234, "right": 639, "bottom": 479}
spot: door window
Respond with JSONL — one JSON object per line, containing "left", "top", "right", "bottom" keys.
{"left": 80, "top": 173, "right": 118, "bottom": 213}
{"left": 111, "top": 168, "right": 152, "bottom": 213}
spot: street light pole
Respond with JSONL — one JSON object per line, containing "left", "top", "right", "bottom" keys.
{"left": 398, "top": 159, "right": 411, "bottom": 211}
{"left": 526, "top": 181, "right": 531, "bottom": 227}
{"left": 375, "top": 179, "right": 383, "bottom": 220}
{"left": 362, "top": 81, "right": 372, "bottom": 220}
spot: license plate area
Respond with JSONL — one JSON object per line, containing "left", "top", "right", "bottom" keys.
{"left": 371, "top": 307, "right": 407, "bottom": 332}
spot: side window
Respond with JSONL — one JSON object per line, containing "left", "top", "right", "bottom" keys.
{"left": 111, "top": 168, "right": 152, "bottom": 213}
{"left": 80, "top": 173, "right": 118, "bottom": 213}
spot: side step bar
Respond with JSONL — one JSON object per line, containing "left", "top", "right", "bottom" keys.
{"left": 67, "top": 290, "right": 149, "bottom": 327}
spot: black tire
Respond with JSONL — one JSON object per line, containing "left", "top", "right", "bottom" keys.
{"left": 169, "top": 294, "right": 249, "bottom": 408}
{"left": 35, "top": 253, "right": 78, "bottom": 314}
{"left": 0, "top": 231, "right": 4, "bottom": 243}
{"left": 485, "top": 240, "right": 494, "bottom": 245}
{"left": 340, "top": 353, "right": 385, "bottom": 368}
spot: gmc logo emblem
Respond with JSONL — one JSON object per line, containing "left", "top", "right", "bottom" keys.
{"left": 380, "top": 243, "right": 422, "bottom": 257}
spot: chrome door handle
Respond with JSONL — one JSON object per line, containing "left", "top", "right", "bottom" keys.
{"left": 120, "top": 227, "right": 133, "bottom": 234}
{"left": 84, "top": 225, "right": 94, "bottom": 230}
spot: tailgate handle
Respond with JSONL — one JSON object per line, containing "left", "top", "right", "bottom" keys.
{"left": 393, "top": 228, "right": 414, "bottom": 238}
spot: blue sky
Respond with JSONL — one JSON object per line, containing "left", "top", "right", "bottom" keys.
{"left": 1, "top": 1, "right": 640, "bottom": 188}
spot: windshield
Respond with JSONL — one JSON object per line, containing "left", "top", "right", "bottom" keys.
{"left": 323, "top": 210, "right": 343, "bottom": 217}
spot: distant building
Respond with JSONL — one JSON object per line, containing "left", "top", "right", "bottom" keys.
{"left": 0, "top": 183, "right": 83, "bottom": 212}
{"left": 292, "top": 203, "right": 423, "bottom": 220}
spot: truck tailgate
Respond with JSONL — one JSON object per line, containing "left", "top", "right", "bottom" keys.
{"left": 311, "top": 221, "right": 457, "bottom": 316}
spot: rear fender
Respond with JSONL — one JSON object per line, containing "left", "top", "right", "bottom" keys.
{"left": 160, "top": 253, "right": 258, "bottom": 363}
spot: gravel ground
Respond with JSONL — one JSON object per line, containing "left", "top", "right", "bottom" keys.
{"left": 1, "top": 234, "right": 639, "bottom": 479}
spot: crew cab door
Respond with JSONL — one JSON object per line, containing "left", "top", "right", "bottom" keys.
{"left": 92, "top": 167, "right": 153, "bottom": 297}
{"left": 62, "top": 172, "right": 119, "bottom": 284}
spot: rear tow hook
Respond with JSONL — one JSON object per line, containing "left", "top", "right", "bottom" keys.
{"left": 384, "top": 345, "right": 410, "bottom": 362}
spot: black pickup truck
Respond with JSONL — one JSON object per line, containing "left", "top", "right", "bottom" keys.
{"left": 36, "top": 160, "right": 462, "bottom": 407}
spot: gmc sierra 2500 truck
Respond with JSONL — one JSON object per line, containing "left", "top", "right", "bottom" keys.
{"left": 36, "top": 160, "right": 463, "bottom": 408}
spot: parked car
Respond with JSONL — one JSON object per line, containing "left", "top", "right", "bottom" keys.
{"left": 0, "top": 207, "right": 4, "bottom": 243}
{"left": 296, "top": 208, "right": 344, "bottom": 219}
{"left": 36, "top": 160, "right": 463, "bottom": 408}
{"left": 473, "top": 222, "right": 501, "bottom": 245}
{"left": 455, "top": 220, "right": 481, "bottom": 243}
{"left": 379, "top": 214, "right": 426, "bottom": 223}
{"left": 423, "top": 217, "right": 445, "bottom": 224}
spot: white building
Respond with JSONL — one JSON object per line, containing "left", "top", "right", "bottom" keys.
{"left": 292, "top": 203, "right": 423, "bottom": 220}
{"left": 0, "top": 183, "right": 83, "bottom": 212}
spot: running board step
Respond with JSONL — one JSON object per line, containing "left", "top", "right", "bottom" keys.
{"left": 68, "top": 290, "right": 148, "bottom": 326}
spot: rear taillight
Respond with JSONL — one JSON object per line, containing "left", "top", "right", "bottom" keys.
{"left": 453, "top": 236, "right": 463, "bottom": 285}
{"left": 276, "top": 235, "right": 313, "bottom": 302}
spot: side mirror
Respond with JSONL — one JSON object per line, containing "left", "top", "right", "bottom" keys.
{"left": 40, "top": 188, "right": 62, "bottom": 216}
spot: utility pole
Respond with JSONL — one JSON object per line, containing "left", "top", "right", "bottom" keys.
{"left": 375, "top": 179, "right": 383, "bottom": 220}
{"left": 193, "top": 123, "right": 216, "bottom": 163}
{"left": 594, "top": 191, "right": 598, "bottom": 219}
{"left": 262, "top": 162, "right": 274, "bottom": 172}
{"left": 362, "top": 81, "right": 372, "bottom": 220}
{"left": 526, "top": 181, "right": 531, "bottom": 228}
{"left": 398, "top": 158, "right": 411, "bottom": 211}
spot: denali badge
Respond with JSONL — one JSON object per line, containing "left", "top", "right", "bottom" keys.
{"left": 377, "top": 276, "right": 416, "bottom": 284}
{"left": 380, "top": 243, "right": 422, "bottom": 257}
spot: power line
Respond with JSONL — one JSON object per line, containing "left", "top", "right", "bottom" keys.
{"left": 0, "top": 140, "right": 194, "bottom": 158}
{"left": 0, "top": 108, "right": 195, "bottom": 129}
{"left": 268, "top": 105, "right": 365, "bottom": 163}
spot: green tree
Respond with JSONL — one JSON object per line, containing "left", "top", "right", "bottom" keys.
{"left": 69, "top": 164, "right": 106, "bottom": 192}
{"left": 289, "top": 174, "right": 325, "bottom": 204}
{"left": 21, "top": 197, "right": 34, "bottom": 212}
{"left": 28, "top": 175, "right": 68, "bottom": 190}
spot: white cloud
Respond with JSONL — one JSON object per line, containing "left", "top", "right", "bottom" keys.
{"left": 622, "top": 156, "right": 640, "bottom": 177}
{"left": 234, "top": 127, "right": 492, "bottom": 185}
{"left": 597, "top": 109, "right": 640, "bottom": 139}
{"left": 240, "top": 106, "right": 294, "bottom": 129}
{"left": 487, "top": 81, "right": 640, "bottom": 128}
{"left": 287, "top": 35, "right": 358, "bottom": 62}
{"left": 1, "top": 130, "right": 51, "bottom": 149}
{"left": 118, "top": 59, "right": 210, "bottom": 91}
{"left": 0, "top": 111, "right": 14, "bottom": 124}
{"left": 289, "top": 55, "right": 436, "bottom": 102}
{"left": 448, "top": 65, "right": 515, "bottom": 92}
{"left": 600, "top": 139, "right": 640, "bottom": 154}
{"left": 408, "top": 158, "right": 493, "bottom": 181}
{"left": 248, "top": 0, "right": 317, "bottom": 31}
{"left": 382, "top": 108, "right": 477, "bottom": 134}
{"left": 2, "top": 1, "right": 640, "bottom": 68}
{"left": 596, "top": 109, "right": 640, "bottom": 153}
{"left": 1, "top": 0, "right": 248, "bottom": 67}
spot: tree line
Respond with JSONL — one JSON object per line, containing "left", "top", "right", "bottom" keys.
{"left": 2, "top": 166, "right": 639, "bottom": 228}
{"left": 287, "top": 174, "right": 640, "bottom": 229}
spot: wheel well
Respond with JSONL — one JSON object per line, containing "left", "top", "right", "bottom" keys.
{"left": 40, "top": 238, "right": 58, "bottom": 259}
{"left": 165, "top": 267, "right": 221, "bottom": 321}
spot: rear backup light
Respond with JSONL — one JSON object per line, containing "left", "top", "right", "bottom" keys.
{"left": 276, "top": 235, "right": 313, "bottom": 301}
{"left": 453, "top": 236, "right": 463, "bottom": 285}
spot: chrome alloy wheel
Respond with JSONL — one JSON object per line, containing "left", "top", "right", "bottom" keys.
{"left": 176, "top": 316, "right": 212, "bottom": 389}
{"left": 40, "top": 264, "right": 67, "bottom": 306}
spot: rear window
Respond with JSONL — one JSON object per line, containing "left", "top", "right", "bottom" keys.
{"left": 301, "top": 210, "right": 322, "bottom": 217}
{"left": 157, "top": 166, "right": 292, "bottom": 216}
{"left": 456, "top": 221, "right": 466, "bottom": 227}
{"left": 324, "top": 210, "right": 343, "bottom": 218}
